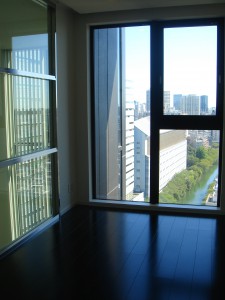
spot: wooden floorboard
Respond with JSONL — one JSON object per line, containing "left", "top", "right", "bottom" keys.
{"left": 0, "top": 205, "right": 225, "bottom": 299}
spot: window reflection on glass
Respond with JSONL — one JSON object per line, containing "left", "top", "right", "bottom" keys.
{"left": 159, "top": 130, "right": 219, "bottom": 206}
{"left": 11, "top": 35, "right": 49, "bottom": 74}
{"left": 0, "top": 0, "right": 56, "bottom": 256}
{"left": 0, "top": 0, "right": 49, "bottom": 74}
{"left": 164, "top": 26, "right": 217, "bottom": 115}
{"left": 0, "top": 74, "right": 50, "bottom": 161}
{"left": 0, "top": 155, "right": 53, "bottom": 251}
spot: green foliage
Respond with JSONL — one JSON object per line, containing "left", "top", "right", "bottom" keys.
{"left": 197, "top": 159, "right": 211, "bottom": 172}
{"left": 188, "top": 165, "right": 202, "bottom": 179}
{"left": 212, "top": 142, "right": 219, "bottom": 149}
{"left": 202, "top": 182, "right": 216, "bottom": 204}
{"left": 160, "top": 144, "right": 219, "bottom": 204}
{"left": 207, "top": 147, "right": 219, "bottom": 164}
{"left": 187, "top": 155, "right": 199, "bottom": 168}
{"left": 196, "top": 146, "right": 206, "bottom": 159}
{"left": 187, "top": 145, "right": 196, "bottom": 156}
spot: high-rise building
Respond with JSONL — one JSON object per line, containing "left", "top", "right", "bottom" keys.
{"left": 200, "top": 95, "right": 208, "bottom": 114}
{"left": 94, "top": 27, "right": 135, "bottom": 200}
{"left": 173, "top": 94, "right": 183, "bottom": 112}
{"left": 181, "top": 94, "right": 200, "bottom": 115}
{"left": 125, "top": 99, "right": 135, "bottom": 199}
{"left": 164, "top": 91, "right": 170, "bottom": 113}
{"left": 134, "top": 101, "right": 147, "bottom": 120}
{"left": 134, "top": 116, "right": 150, "bottom": 199}
{"left": 146, "top": 89, "right": 150, "bottom": 115}
{"left": 94, "top": 28, "right": 122, "bottom": 200}
{"left": 134, "top": 100, "right": 139, "bottom": 120}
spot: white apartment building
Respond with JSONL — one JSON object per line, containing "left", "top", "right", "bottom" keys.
{"left": 181, "top": 94, "right": 200, "bottom": 115}
{"left": 134, "top": 116, "right": 150, "bottom": 199}
{"left": 134, "top": 116, "right": 187, "bottom": 198}
{"left": 125, "top": 100, "right": 135, "bottom": 198}
{"left": 159, "top": 130, "right": 187, "bottom": 191}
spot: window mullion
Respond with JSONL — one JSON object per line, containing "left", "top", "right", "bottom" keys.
{"left": 150, "top": 22, "right": 163, "bottom": 204}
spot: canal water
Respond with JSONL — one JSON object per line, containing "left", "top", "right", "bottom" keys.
{"left": 184, "top": 166, "right": 218, "bottom": 205}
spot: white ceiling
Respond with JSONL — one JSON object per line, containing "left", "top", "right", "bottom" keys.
{"left": 53, "top": 0, "right": 225, "bottom": 14}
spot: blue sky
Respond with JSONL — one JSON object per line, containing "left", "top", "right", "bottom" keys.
{"left": 125, "top": 25, "right": 217, "bottom": 108}
{"left": 125, "top": 26, "right": 150, "bottom": 103}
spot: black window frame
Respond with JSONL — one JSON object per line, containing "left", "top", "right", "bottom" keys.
{"left": 150, "top": 18, "right": 224, "bottom": 205}
{"left": 90, "top": 17, "right": 224, "bottom": 207}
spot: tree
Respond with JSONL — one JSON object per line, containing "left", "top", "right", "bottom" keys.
{"left": 196, "top": 146, "right": 206, "bottom": 159}
{"left": 187, "top": 155, "right": 199, "bottom": 168}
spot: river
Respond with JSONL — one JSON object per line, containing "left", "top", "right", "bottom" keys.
{"left": 184, "top": 166, "right": 218, "bottom": 205}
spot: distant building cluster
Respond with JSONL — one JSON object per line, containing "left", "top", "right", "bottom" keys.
{"left": 139, "top": 89, "right": 215, "bottom": 116}
{"left": 171, "top": 94, "right": 211, "bottom": 115}
{"left": 172, "top": 93, "right": 216, "bottom": 115}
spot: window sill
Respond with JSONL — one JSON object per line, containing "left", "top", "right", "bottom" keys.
{"left": 89, "top": 199, "right": 223, "bottom": 216}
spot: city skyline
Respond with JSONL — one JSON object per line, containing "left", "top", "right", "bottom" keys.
{"left": 130, "top": 88, "right": 213, "bottom": 115}
{"left": 125, "top": 25, "right": 217, "bottom": 108}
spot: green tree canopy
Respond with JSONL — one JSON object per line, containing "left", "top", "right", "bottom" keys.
{"left": 196, "top": 146, "right": 206, "bottom": 159}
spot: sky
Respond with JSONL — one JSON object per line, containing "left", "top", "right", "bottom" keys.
{"left": 125, "top": 26, "right": 150, "bottom": 103}
{"left": 125, "top": 25, "right": 217, "bottom": 108}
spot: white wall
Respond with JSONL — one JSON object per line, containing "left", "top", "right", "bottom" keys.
{"left": 56, "top": 5, "right": 81, "bottom": 214}
{"left": 56, "top": 3, "right": 225, "bottom": 214}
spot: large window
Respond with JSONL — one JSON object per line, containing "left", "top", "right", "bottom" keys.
{"left": 0, "top": 0, "right": 58, "bottom": 254}
{"left": 91, "top": 18, "right": 224, "bottom": 207}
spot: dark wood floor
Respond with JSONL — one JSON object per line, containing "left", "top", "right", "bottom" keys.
{"left": 0, "top": 205, "right": 225, "bottom": 300}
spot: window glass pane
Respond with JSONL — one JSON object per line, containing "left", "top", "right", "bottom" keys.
{"left": 0, "top": 154, "right": 53, "bottom": 251}
{"left": 94, "top": 28, "right": 121, "bottom": 200}
{"left": 0, "top": 0, "right": 49, "bottom": 74}
{"left": 159, "top": 129, "right": 219, "bottom": 206}
{"left": 126, "top": 26, "right": 150, "bottom": 202}
{"left": 93, "top": 26, "right": 150, "bottom": 201}
{"left": 164, "top": 26, "right": 217, "bottom": 115}
{"left": 0, "top": 74, "right": 51, "bottom": 161}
